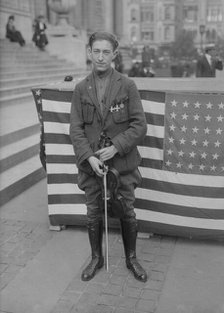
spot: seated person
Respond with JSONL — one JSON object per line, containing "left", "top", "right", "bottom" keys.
{"left": 6, "top": 15, "right": 25, "bottom": 46}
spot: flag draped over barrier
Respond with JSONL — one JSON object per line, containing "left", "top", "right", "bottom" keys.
{"left": 32, "top": 85, "right": 224, "bottom": 239}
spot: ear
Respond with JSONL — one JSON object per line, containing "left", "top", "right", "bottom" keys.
{"left": 112, "top": 49, "right": 118, "bottom": 61}
{"left": 87, "top": 47, "right": 92, "bottom": 59}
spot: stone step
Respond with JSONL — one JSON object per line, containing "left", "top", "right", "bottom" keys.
{"left": 0, "top": 75, "right": 73, "bottom": 97}
{"left": 0, "top": 71, "right": 87, "bottom": 88}
{"left": 0, "top": 56, "right": 72, "bottom": 66}
{"left": 0, "top": 133, "right": 40, "bottom": 173}
{"left": 0, "top": 67, "right": 76, "bottom": 80}
{"left": 0, "top": 92, "right": 33, "bottom": 107}
{"left": 0, "top": 155, "right": 46, "bottom": 206}
{"left": 0, "top": 99, "right": 39, "bottom": 136}
{"left": 0, "top": 62, "right": 74, "bottom": 72}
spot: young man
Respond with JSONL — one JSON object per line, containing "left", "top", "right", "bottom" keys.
{"left": 196, "top": 44, "right": 223, "bottom": 77}
{"left": 70, "top": 32, "right": 148, "bottom": 282}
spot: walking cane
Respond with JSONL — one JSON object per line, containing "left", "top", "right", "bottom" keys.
{"left": 103, "top": 164, "right": 109, "bottom": 271}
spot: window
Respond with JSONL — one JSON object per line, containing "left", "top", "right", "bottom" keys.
{"left": 164, "top": 6, "right": 171, "bottom": 20}
{"left": 131, "top": 8, "right": 138, "bottom": 21}
{"left": 207, "top": 5, "right": 222, "bottom": 22}
{"left": 183, "top": 5, "right": 198, "bottom": 22}
{"left": 141, "top": 31, "right": 154, "bottom": 41}
{"left": 164, "top": 26, "right": 170, "bottom": 40}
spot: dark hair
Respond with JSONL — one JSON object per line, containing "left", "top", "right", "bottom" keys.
{"left": 8, "top": 15, "right": 15, "bottom": 21}
{"left": 88, "top": 32, "right": 119, "bottom": 51}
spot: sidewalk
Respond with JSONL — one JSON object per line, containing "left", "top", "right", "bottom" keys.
{"left": 0, "top": 179, "right": 224, "bottom": 313}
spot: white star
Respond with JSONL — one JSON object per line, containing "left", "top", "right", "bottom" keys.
{"left": 217, "top": 115, "right": 224, "bottom": 122}
{"left": 183, "top": 101, "right": 189, "bottom": 108}
{"left": 37, "top": 99, "right": 42, "bottom": 104}
{"left": 205, "top": 115, "right": 212, "bottom": 122}
{"left": 171, "top": 99, "right": 177, "bottom": 106}
{"left": 193, "top": 114, "right": 200, "bottom": 121}
{"left": 169, "top": 124, "right": 176, "bottom": 131}
{"left": 189, "top": 151, "right": 196, "bottom": 158}
{"left": 201, "top": 152, "right": 207, "bottom": 159}
{"left": 180, "top": 138, "right": 186, "bottom": 145}
{"left": 194, "top": 101, "right": 201, "bottom": 108}
{"left": 218, "top": 102, "right": 224, "bottom": 109}
{"left": 178, "top": 150, "right": 184, "bottom": 157}
{"left": 199, "top": 164, "right": 205, "bottom": 171}
{"left": 167, "top": 149, "right": 173, "bottom": 155}
{"left": 203, "top": 140, "right": 209, "bottom": 147}
{"left": 212, "top": 153, "right": 219, "bottom": 160}
{"left": 166, "top": 160, "right": 172, "bottom": 166}
{"left": 176, "top": 162, "right": 182, "bottom": 168}
{"left": 182, "top": 113, "right": 188, "bottom": 120}
{"left": 168, "top": 137, "right": 174, "bottom": 143}
{"left": 210, "top": 165, "right": 216, "bottom": 171}
{"left": 170, "top": 112, "right": 177, "bottom": 119}
{"left": 191, "top": 139, "right": 197, "bottom": 146}
{"left": 35, "top": 90, "right": 41, "bottom": 96}
{"left": 192, "top": 126, "right": 199, "bottom": 133}
{"left": 181, "top": 125, "right": 187, "bottom": 132}
{"left": 221, "top": 166, "right": 224, "bottom": 172}
{"left": 216, "top": 128, "right": 223, "bottom": 135}
{"left": 214, "top": 140, "right": 221, "bottom": 148}
{"left": 188, "top": 163, "right": 193, "bottom": 169}
{"left": 204, "top": 127, "right": 210, "bottom": 134}
{"left": 206, "top": 102, "right": 213, "bottom": 109}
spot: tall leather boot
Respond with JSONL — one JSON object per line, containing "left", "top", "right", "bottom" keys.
{"left": 81, "top": 220, "right": 104, "bottom": 281}
{"left": 121, "top": 219, "right": 147, "bottom": 282}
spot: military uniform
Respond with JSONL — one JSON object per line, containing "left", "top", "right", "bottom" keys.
{"left": 70, "top": 52, "right": 147, "bottom": 283}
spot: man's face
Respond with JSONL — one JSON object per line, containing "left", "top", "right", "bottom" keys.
{"left": 208, "top": 48, "right": 217, "bottom": 58}
{"left": 89, "top": 40, "right": 117, "bottom": 73}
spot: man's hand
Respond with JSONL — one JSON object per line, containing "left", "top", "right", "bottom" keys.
{"left": 95, "top": 145, "right": 118, "bottom": 162}
{"left": 88, "top": 156, "right": 104, "bottom": 177}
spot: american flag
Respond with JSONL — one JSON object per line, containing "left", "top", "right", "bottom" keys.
{"left": 163, "top": 93, "right": 224, "bottom": 176}
{"left": 32, "top": 86, "right": 224, "bottom": 239}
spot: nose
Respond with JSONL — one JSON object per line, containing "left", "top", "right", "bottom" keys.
{"left": 98, "top": 52, "right": 104, "bottom": 61}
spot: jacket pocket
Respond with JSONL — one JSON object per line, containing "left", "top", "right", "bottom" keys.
{"left": 82, "top": 102, "right": 95, "bottom": 124}
{"left": 111, "top": 96, "right": 129, "bottom": 123}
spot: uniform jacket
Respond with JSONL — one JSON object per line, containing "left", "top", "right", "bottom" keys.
{"left": 70, "top": 69, "right": 147, "bottom": 175}
{"left": 196, "top": 55, "right": 223, "bottom": 77}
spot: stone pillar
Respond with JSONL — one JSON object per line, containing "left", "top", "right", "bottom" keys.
{"left": 114, "top": 0, "right": 123, "bottom": 39}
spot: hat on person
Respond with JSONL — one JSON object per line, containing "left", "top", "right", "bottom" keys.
{"left": 205, "top": 43, "right": 216, "bottom": 53}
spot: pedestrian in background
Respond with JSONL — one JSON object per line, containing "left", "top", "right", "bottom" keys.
{"left": 6, "top": 15, "right": 25, "bottom": 46}
{"left": 32, "top": 15, "right": 48, "bottom": 51}
{"left": 70, "top": 31, "right": 148, "bottom": 283}
{"left": 196, "top": 44, "right": 223, "bottom": 77}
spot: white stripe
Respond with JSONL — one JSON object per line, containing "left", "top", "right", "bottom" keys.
{"left": 142, "top": 99, "right": 165, "bottom": 115}
{"left": 139, "top": 167, "right": 224, "bottom": 188}
{"left": 48, "top": 204, "right": 224, "bottom": 231}
{"left": 44, "top": 122, "right": 70, "bottom": 134}
{"left": 135, "top": 188, "right": 224, "bottom": 210}
{"left": 47, "top": 163, "right": 77, "bottom": 174}
{"left": 135, "top": 209, "right": 224, "bottom": 230}
{"left": 147, "top": 124, "right": 164, "bottom": 138}
{"left": 48, "top": 184, "right": 84, "bottom": 195}
{"left": 45, "top": 143, "right": 74, "bottom": 155}
{"left": 48, "top": 204, "right": 87, "bottom": 215}
{"left": 42, "top": 99, "right": 71, "bottom": 113}
{"left": 138, "top": 146, "right": 163, "bottom": 160}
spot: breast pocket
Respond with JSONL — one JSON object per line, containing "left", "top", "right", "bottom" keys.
{"left": 82, "top": 102, "right": 95, "bottom": 124}
{"left": 112, "top": 96, "right": 129, "bottom": 124}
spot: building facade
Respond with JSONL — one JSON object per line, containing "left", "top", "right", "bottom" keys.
{"left": 118, "top": 0, "right": 224, "bottom": 51}
{"left": 1, "top": 0, "right": 224, "bottom": 50}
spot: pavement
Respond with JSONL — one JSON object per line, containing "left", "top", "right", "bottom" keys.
{"left": 1, "top": 180, "right": 224, "bottom": 313}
